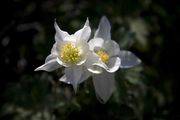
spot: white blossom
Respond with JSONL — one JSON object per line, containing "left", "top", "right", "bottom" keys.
{"left": 88, "top": 16, "right": 141, "bottom": 103}
{"left": 35, "top": 18, "right": 93, "bottom": 92}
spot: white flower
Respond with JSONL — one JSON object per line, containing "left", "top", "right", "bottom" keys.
{"left": 35, "top": 18, "right": 92, "bottom": 92}
{"left": 88, "top": 16, "right": 141, "bottom": 103}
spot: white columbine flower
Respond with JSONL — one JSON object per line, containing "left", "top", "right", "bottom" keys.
{"left": 88, "top": 16, "right": 141, "bottom": 103}
{"left": 35, "top": 18, "right": 92, "bottom": 91}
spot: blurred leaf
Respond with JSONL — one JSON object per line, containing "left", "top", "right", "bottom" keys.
{"left": 115, "top": 27, "right": 135, "bottom": 49}
{"left": 127, "top": 17, "right": 149, "bottom": 51}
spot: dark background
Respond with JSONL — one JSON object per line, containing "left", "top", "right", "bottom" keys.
{"left": 0, "top": 0, "right": 179, "bottom": 120}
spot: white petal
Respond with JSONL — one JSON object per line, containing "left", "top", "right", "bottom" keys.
{"left": 119, "top": 50, "right": 141, "bottom": 68}
{"left": 106, "top": 57, "right": 121, "bottom": 73}
{"left": 45, "top": 54, "right": 56, "bottom": 62}
{"left": 64, "top": 66, "right": 82, "bottom": 92}
{"left": 104, "top": 40, "right": 120, "bottom": 57}
{"left": 85, "top": 52, "right": 104, "bottom": 74}
{"left": 85, "top": 52, "right": 109, "bottom": 73}
{"left": 88, "top": 65, "right": 104, "bottom": 74}
{"left": 76, "top": 41, "right": 89, "bottom": 54}
{"left": 35, "top": 54, "right": 61, "bottom": 72}
{"left": 79, "top": 67, "right": 92, "bottom": 83}
{"left": 84, "top": 18, "right": 90, "bottom": 27}
{"left": 56, "top": 58, "right": 69, "bottom": 67}
{"left": 88, "top": 38, "right": 104, "bottom": 51}
{"left": 84, "top": 52, "right": 97, "bottom": 67}
{"left": 94, "top": 16, "right": 111, "bottom": 41}
{"left": 88, "top": 57, "right": 121, "bottom": 73}
{"left": 54, "top": 21, "right": 69, "bottom": 42}
{"left": 50, "top": 42, "right": 58, "bottom": 56}
{"left": 63, "top": 35, "right": 77, "bottom": 42}
{"left": 92, "top": 72, "right": 115, "bottom": 103}
{"left": 56, "top": 40, "right": 70, "bottom": 52}
{"left": 60, "top": 67, "right": 91, "bottom": 85}
{"left": 78, "top": 26, "right": 91, "bottom": 42}
{"left": 75, "top": 41, "right": 89, "bottom": 65}
{"left": 85, "top": 52, "right": 112, "bottom": 74}
{"left": 74, "top": 18, "right": 91, "bottom": 42}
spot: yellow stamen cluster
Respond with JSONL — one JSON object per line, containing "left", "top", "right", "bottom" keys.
{"left": 96, "top": 50, "right": 109, "bottom": 63}
{"left": 60, "top": 43, "right": 81, "bottom": 64}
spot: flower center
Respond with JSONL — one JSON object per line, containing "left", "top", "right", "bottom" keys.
{"left": 60, "top": 43, "right": 81, "bottom": 64}
{"left": 96, "top": 50, "right": 109, "bottom": 63}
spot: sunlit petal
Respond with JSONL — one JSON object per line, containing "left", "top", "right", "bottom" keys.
{"left": 64, "top": 66, "right": 83, "bottom": 92}
{"left": 74, "top": 18, "right": 91, "bottom": 42}
{"left": 106, "top": 57, "right": 121, "bottom": 72}
{"left": 88, "top": 65, "right": 104, "bottom": 74}
{"left": 76, "top": 41, "right": 90, "bottom": 64}
{"left": 54, "top": 21, "right": 69, "bottom": 42}
{"left": 56, "top": 58, "right": 69, "bottom": 67}
{"left": 60, "top": 67, "right": 91, "bottom": 85}
{"left": 88, "top": 38, "right": 104, "bottom": 51}
{"left": 63, "top": 35, "right": 77, "bottom": 42}
{"left": 85, "top": 52, "right": 104, "bottom": 74}
{"left": 50, "top": 42, "right": 58, "bottom": 56}
{"left": 35, "top": 55, "right": 61, "bottom": 72}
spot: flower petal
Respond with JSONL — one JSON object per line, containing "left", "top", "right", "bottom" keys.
{"left": 88, "top": 38, "right": 104, "bottom": 51}
{"left": 88, "top": 57, "right": 121, "bottom": 73}
{"left": 75, "top": 41, "right": 90, "bottom": 65}
{"left": 74, "top": 18, "right": 91, "bottom": 42}
{"left": 92, "top": 72, "right": 115, "bottom": 103}
{"left": 45, "top": 54, "right": 56, "bottom": 62}
{"left": 50, "top": 42, "right": 58, "bottom": 56}
{"left": 54, "top": 20, "right": 69, "bottom": 42}
{"left": 56, "top": 40, "right": 69, "bottom": 53}
{"left": 79, "top": 67, "right": 92, "bottom": 83}
{"left": 60, "top": 67, "right": 91, "bottom": 84}
{"left": 104, "top": 40, "right": 120, "bottom": 57}
{"left": 86, "top": 52, "right": 120, "bottom": 73}
{"left": 56, "top": 58, "right": 69, "bottom": 67}
{"left": 64, "top": 66, "right": 83, "bottom": 92}
{"left": 106, "top": 57, "right": 121, "bottom": 73}
{"left": 85, "top": 52, "right": 104, "bottom": 74}
{"left": 63, "top": 35, "right": 77, "bottom": 42}
{"left": 88, "top": 65, "right": 104, "bottom": 74}
{"left": 94, "top": 16, "right": 111, "bottom": 41}
{"left": 119, "top": 50, "right": 141, "bottom": 68}
{"left": 35, "top": 54, "right": 61, "bottom": 72}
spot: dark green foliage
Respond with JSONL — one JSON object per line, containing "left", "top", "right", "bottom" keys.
{"left": 0, "top": 0, "right": 179, "bottom": 120}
